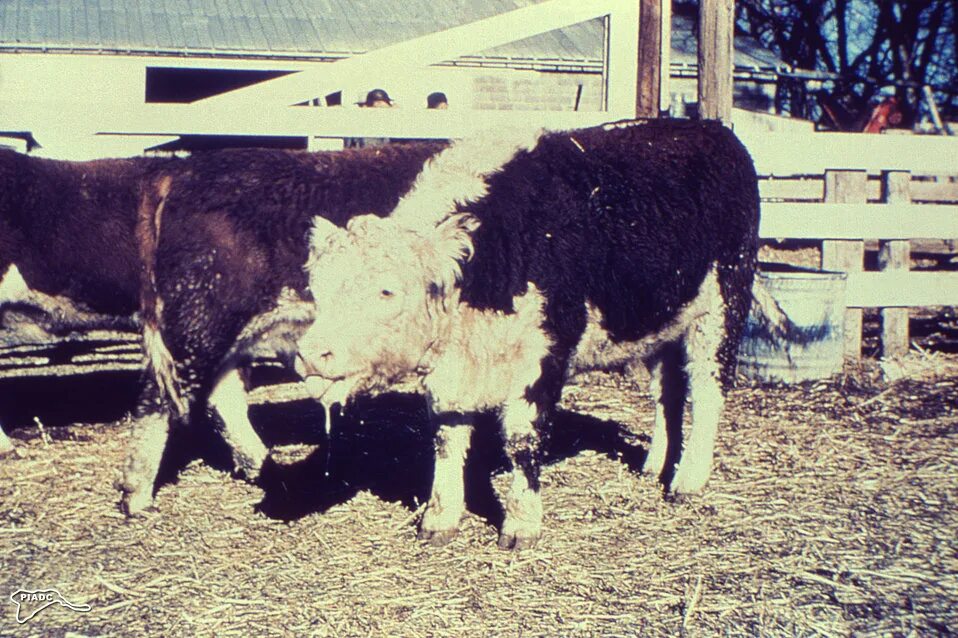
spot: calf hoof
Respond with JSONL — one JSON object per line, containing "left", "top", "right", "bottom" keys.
{"left": 497, "top": 530, "right": 540, "bottom": 551}
{"left": 233, "top": 450, "right": 268, "bottom": 483}
{"left": 641, "top": 445, "right": 667, "bottom": 478}
{"left": 664, "top": 492, "right": 692, "bottom": 505}
{"left": 417, "top": 527, "right": 458, "bottom": 547}
{"left": 668, "top": 466, "right": 710, "bottom": 496}
{"left": 119, "top": 489, "right": 156, "bottom": 517}
{"left": 640, "top": 458, "right": 664, "bottom": 478}
{"left": 498, "top": 514, "right": 541, "bottom": 550}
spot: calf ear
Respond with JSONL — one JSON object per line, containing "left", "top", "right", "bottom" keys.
{"left": 435, "top": 213, "right": 480, "bottom": 263}
{"left": 426, "top": 213, "right": 480, "bottom": 304}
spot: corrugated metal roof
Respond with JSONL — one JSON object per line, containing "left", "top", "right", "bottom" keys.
{"left": 0, "top": 0, "right": 785, "bottom": 71}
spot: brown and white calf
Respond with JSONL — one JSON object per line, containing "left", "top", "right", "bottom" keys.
{"left": 0, "top": 145, "right": 446, "bottom": 514}
{"left": 119, "top": 143, "right": 448, "bottom": 514}
{"left": 297, "top": 120, "right": 761, "bottom": 549}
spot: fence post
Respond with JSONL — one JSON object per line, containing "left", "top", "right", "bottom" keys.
{"left": 822, "top": 170, "right": 867, "bottom": 360}
{"left": 879, "top": 171, "right": 912, "bottom": 358}
{"left": 635, "top": 0, "right": 663, "bottom": 118}
{"left": 697, "top": 0, "right": 734, "bottom": 125}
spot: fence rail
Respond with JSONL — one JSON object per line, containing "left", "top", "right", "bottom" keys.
{"left": 750, "top": 131, "right": 958, "bottom": 360}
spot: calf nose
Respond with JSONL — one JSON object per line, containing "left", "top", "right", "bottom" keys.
{"left": 296, "top": 344, "right": 335, "bottom": 375}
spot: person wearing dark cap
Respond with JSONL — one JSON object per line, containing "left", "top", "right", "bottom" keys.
{"left": 346, "top": 88, "right": 394, "bottom": 148}
{"left": 363, "top": 88, "right": 394, "bottom": 109}
{"left": 427, "top": 92, "right": 448, "bottom": 110}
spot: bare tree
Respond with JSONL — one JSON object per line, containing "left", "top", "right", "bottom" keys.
{"left": 677, "top": 0, "right": 958, "bottom": 127}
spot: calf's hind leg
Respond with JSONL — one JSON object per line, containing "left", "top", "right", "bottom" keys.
{"left": 0, "top": 426, "right": 14, "bottom": 456}
{"left": 670, "top": 275, "right": 725, "bottom": 495}
{"left": 641, "top": 342, "right": 686, "bottom": 478}
{"left": 120, "top": 381, "right": 173, "bottom": 515}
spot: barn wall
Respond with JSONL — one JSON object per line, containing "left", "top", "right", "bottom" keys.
{"left": 1, "top": 54, "right": 146, "bottom": 105}
{"left": 466, "top": 68, "right": 603, "bottom": 112}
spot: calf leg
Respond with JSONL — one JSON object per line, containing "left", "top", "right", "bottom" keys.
{"left": 641, "top": 343, "right": 686, "bottom": 478}
{"left": 670, "top": 292, "right": 725, "bottom": 495}
{"left": 208, "top": 366, "right": 268, "bottom": 481}
{"left": 0, "top": 425, "right": 14, "bottom": 456}
{"left": 498, "top": 398, "right": 544, "bottom": 550}
{"left": 419, "top": 413, "right": 473, "bottom": 546}
{"left": 120, "top": 383, "right": 173, "bottom": 515}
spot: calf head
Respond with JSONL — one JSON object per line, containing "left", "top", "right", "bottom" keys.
{"left": 297, "top": 212, "right": 479, "bottom": 394}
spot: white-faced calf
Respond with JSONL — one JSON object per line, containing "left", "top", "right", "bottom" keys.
{"left": 298, "top": 119, "right": 761, "bottom": 549}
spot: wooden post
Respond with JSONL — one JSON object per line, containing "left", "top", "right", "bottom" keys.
{"left": 659, "top": 0, "right": 672, "bottom": 114}
{"left": 879, "top": 171, "right": 912, "bottom": 358}
{"left": 698, "top": 0, "right": 734, "bottom": 124}
{"left": 822, "top": 170, "right": 867, "bottom": 360}
{"left": 636, "top": 0, "right": 663, "bottom": 118}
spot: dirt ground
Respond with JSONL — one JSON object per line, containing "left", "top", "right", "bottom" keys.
{"left": 0, "top": 351, "right": 956, "bottom": 638}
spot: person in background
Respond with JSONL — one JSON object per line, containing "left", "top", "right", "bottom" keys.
{"left": 364, "top": 88, "right": 394, "bottom": 109}
{"left": 346, "top": 89, "right": 394, "bottom": 148}
{"left": 426, "top": 91, "right": 448, "bottom": 110}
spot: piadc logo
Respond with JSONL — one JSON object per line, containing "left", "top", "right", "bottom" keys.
{"left": 9, "top": 589, "right": 92, "bottom": 624}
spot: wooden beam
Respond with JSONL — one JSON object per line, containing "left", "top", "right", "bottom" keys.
{"left": 659, "top": 0, "right": 672, "bottom": 113}
{"left": 636, "top": 0, "right": 663, "bottom": 118}
{"left": 878, "top": 171, "right": 912, "bottom": 357}
{"left": 739, "top": 130, "right": 958, "bottom": 175}
{"left": 606, "top": 0, "right": 641, "bottom": 118}
{"left": 845, "top": 272, "right": 958, "bottom": 308}
{"left": 821, "top": 170, "right": 867, "bottom": 360}
{"left": 697, "top": 0, "right": 734, "bottom": 124}
{"left": 5, "top": 102, "right": 612, "bottom": 142}
{"left": 758, "top": 202, "right": 958, "bottom": 240}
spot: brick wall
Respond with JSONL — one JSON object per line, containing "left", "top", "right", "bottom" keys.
{"left": 470, "top": 71, "right": 603, "bottom": 112}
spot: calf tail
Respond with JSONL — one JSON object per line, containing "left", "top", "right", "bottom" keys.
{"left": 136, "top": 175, "right": 188, "bottom": 417}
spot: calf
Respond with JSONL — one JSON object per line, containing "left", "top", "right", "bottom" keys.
{"left": 297, "top": 120, "right": 760, "bottom": 548}
{"left": 0, "top": 145, "right": 446, "bottom": 513}
{"left": 121, "top": 142, "right": 445, "bottom": 513}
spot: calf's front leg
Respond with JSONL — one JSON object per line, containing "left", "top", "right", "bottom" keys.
{"left": 498, "top": 398, "right": 544, "bottom": 550}
{"left": 208, "top": 366, "right": 268, "bottom": 481}
{"left": 419, "top": 412, "right": 474, "bottom": 547}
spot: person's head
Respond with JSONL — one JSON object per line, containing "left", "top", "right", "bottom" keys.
{"left": 427, "top": 92, "right": 448, "bottom": 110}
{"left": 363, "top": 88, "right": 393, "bottom": 108}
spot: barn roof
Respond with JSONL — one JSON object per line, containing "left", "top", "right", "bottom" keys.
{"left": 0, "top": 0, "right": 787, "bottom": 72}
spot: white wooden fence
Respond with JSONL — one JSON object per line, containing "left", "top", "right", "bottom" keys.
{"left": 738, "top": 129, "right": 958, "bottom": 359}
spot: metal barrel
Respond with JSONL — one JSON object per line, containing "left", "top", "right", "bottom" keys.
{"left": 737, "top": 270, "right": 847, "bottom": 383}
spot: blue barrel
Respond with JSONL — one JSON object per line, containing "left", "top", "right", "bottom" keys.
{"left": 738, "top": 270, "right": 847, "bottom": 383}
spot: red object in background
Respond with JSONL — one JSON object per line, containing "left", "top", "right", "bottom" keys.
{"left": 863, "top": 97, "right": 903, "bottom": 133}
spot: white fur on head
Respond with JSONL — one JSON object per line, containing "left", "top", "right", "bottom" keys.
{"left": 390, "top": 127, "right": 544, "bottom": 232}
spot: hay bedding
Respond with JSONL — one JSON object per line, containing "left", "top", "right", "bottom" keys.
{"left": 1, "top": 357, "right": 956, "bottom": 637}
